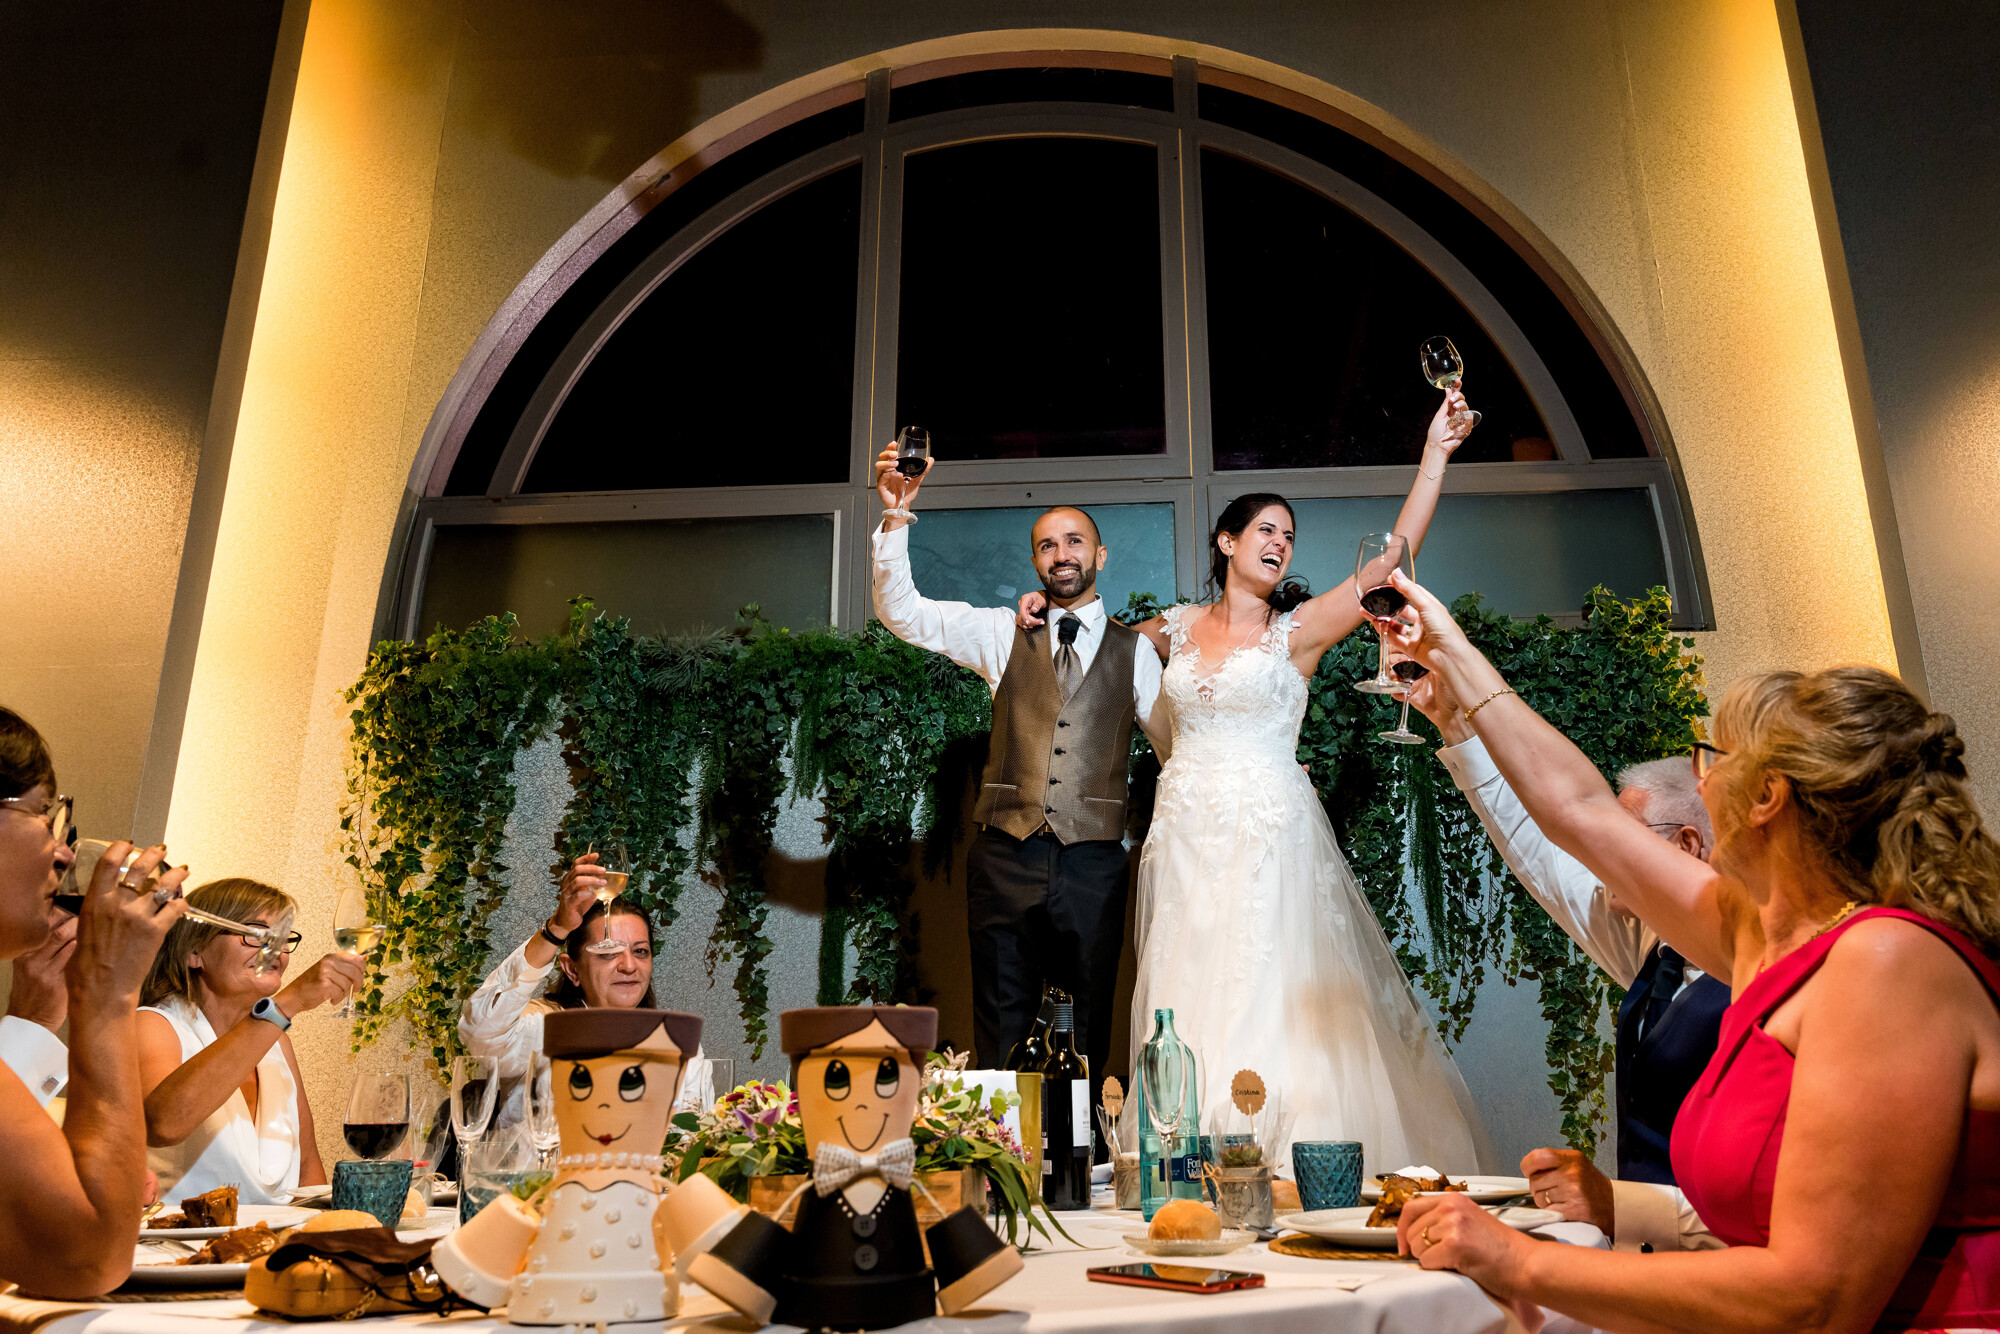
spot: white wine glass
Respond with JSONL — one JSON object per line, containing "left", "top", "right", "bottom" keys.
{"left": 882, "top": 426, "right": 930, "bottom": 523}
{"left": 1353, "top": 533, "right": 1412, "bottom": 695}
{"left": 588, "top": 839, "right": 631, "bottom": 906}
{"left": 1140, "top": 1042, "right": 1194, "bottom": 1183}
{"left": 1419, "top": 335, "right": 1482, "bottom": 433}
{"left": 526, "top": 1055, "right": 563, "bottom": 1169}
{"left": 67, "top": 840, "right": 292, "bottom": 971}
{"left": 331, "top": 879, "right": 386, "bottom": 1019}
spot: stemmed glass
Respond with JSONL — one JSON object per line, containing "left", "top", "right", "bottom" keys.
{"left": 450, "top": 1055, "right": 498, "bottom": 1215}
{"left": 66, "top": 839, "right": 294, "bottom": 971}
{"left": 1353, "top": 533, "right": 1413, "bottom": 694}
{"left": 882, "top": 427, "right": 930, "bottom": 524}
{"left": 330, "top": 879, "right": 386, "bottom": 1019}
{"left": 1380, "top": 652, "right": 1429, "bottom": 745}
{"left": 343, "top": 1070, "right": 410, "bottom": 1161}
{"left": 588, "top": 839, "right": 631, "bottom": 905}
{"left": 526, "top": 1055, "right": 563, "bottom": 1170}
{"left": 1419, "top": 336, "right": 1483, "bottom": 434}
{"left": 1140, "top": 1041, "right": 1196, "bottom": 1196}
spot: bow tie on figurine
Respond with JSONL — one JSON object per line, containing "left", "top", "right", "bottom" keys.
{"left": 814, "top": 1138, "right": 917, "bottom": 1195}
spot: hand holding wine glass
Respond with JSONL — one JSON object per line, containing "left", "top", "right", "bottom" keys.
{"left": 874, "top": 427, "right": 931, "bottom": 525}
{"left": 275, "top": 950, "right": 367, "bottom": 1016}
{"left": 1419, "top": 335, "right": 1483, "bottom": 439}
{"left": 1353, "top": 533, "right": 1413, "bottom": 695}
{"left": 330, "top": 880, "right": 385, "bottom": 1019}
{"left": 552, "top": 853, "right": 604, "bottom": 937}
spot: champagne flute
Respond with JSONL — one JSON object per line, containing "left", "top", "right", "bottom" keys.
{"left": 1381, "top": 654, "right": 1429, "bottom": 745}
{"left": 1353, "top": 533, "right": 1412, "bottom": 694}
{"left": 343, "top": 1069, "right": 410, "bottom": 1161}
{"left": 588, "top": 839, "right": 631, "bottom": 905}
{"left": 331, "top": 879, "right": 386, "bottom": 1019}
{"left": 1419, "top": 336, "right": 1482, "bottom": 433}
{"left": 882, "top": 426, "right": 930, "bottom": 523}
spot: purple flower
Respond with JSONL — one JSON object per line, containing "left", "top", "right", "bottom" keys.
{"left": 734, "top": 1107, "right": 757, "bottom": 1133}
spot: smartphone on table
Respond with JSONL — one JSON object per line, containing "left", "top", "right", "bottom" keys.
{"left": 1086, "top": 1263, "right": 1266, "bottom": 1293}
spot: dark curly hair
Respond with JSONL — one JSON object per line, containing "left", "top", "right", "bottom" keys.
{"left": 1208, "top": 493, "right": 1311, "bottom": 614}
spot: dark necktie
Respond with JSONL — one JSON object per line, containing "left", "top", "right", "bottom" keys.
{"left": 1641, "top": 945, "right": 1686, "bottom": 1043}
{"left": 1055, "top": 614, "right": 1083, "bottom": 702}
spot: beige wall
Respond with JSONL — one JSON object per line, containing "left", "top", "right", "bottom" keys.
{"left": 160, "top": 0, "right": 1905, "bottom": 1165}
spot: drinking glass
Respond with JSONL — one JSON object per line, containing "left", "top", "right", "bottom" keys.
{"left": 526, "top": 1056, "right": 563, "bottom": 1169}
{"left": 883, "top": 427, "right": 930, "bottom": 523}
{"left": 343, "top": 1070, "right": 410, "bottom": 1161}
{"left": 588, "top": 839, "right": 631, "bottom": 906}
{"left": 704, "top": 1057, "right": 736, "bottom": 1108}
{"left": 1140, "top": 1041, "right": 1195, "bottom": 1184}
{"left": 1419, "top": 336, "right": 1482, "bottom": 433}
{"left": 66, "top": 839, "right": 293, "bottom": 970}
{"left": 330, "top": 879, "right": 386, "bottom": 1018}
{"left": 1353, "top": 533, "right": 1412, "bottom": 694}
{"left": 1380, "top": 653, "right": 1429, "bottom": 745}
{"left": 451, "top": 1055, "right": 498, "bottom": 1215}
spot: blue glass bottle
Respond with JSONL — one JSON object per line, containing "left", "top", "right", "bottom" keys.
{"left": 1136, "top": 1008, "right": 1204, "bottom": 1220}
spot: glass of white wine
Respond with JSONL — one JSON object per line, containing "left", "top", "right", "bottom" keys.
{"left": 1419, "top": 335, "right": 1482, "bottom": 433}
{"left": 588, "top": 839, "right": 631, "bottom": 906}
{"left": 331, "top": 879, "right": 387, "bottom": 1019}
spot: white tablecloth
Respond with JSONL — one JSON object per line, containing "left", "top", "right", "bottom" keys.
{"left": 48, "top": 1202, "right": 1607, "bottom": 1334}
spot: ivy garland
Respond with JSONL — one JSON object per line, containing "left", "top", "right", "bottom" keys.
{"left": 341, "top": 587, "right": 1702, "bottom": 1153}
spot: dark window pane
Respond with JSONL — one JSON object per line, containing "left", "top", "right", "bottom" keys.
{"left": 522, "top": 165, "right": 861, "bottom": 492}
{"left": 896, "top": 138, "right": 1167, "bottom": 460}
{"left": 903, "top": 503, "right": 1176, "bottom": 613}
{"left": 891, "top": 67, "right": 1173, "bottom": 121}
{"left": 1279, "top": 491, "right": 1669, "bottom": 620}
{"left": 418, "top": 515, "right": 835, "bottom": 638}
{"left": 1201, "top": 150, "right": 1556, "bottom": 470}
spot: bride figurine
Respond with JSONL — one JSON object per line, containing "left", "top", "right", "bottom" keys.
{"left": 433, "top": 1008, "right": 701, "bottom": 1326}
{"left": 1024, "top": 385, "right": 1492, "bottom": 1174}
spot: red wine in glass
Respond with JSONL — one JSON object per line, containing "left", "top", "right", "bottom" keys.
{"left": 343, "top": 1121, "right": 410, "bottom": 1159}
{"left": 1390, "top": 659, "right": 1428, "bottom": 683}
{"left": 1359, "top": 585, "right": 1407, "bottom": 619}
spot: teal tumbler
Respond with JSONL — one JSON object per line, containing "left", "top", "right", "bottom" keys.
{"left": 332, "top": 1158, "right": 414, "bottom": 1227}
{"left": 1291, "top": 1141, "right": 1364, "bottom": 1211}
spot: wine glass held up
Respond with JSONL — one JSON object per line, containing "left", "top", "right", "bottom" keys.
{"left": 875, "top": 428, "right": 931, "bottom": 525}
{"left": 330, "top": 879, "right": 386, "bottom": 1019}
{"left": 1379, "top": 649, "right": 1430, "bottom": 745}
{"left": 1419, "top": 336, "right": 1482, "bottom": 435}
{"left": 1353, "top": 532, "right": 1413, "bottom": 694}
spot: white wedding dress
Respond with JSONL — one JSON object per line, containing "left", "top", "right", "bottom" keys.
{"left": 1128, "top": 605, "right": 1494, "bottom": 1175}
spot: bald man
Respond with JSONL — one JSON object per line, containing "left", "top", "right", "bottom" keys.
{"left": 871, "top": 447, "right": 1168, "bottom": 1085}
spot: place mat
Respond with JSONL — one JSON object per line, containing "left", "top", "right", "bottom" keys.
{"left": 1268, "top": 1232, "right": 1417, "bottom": 1263}
{"left": 101, "top": 1288, "right": 245, "bottom": 1303}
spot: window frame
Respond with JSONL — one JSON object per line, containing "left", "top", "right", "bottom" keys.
{"left": 396, "top": 59, "right": 1709, "bottom": 641}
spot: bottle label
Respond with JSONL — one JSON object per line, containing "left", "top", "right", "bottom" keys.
{"left": 1168, "top": 1150, "right": 1203, "bottom": 1184}
{"left": 1070, "top": 1080, "right": 1090, "bottom": 1149}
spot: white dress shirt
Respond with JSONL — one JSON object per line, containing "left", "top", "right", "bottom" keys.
{"left": 869, "top": 522, "right": 1170, "bottom": 756}
{"left": 1437, "top": 734, "right": 1722, "bottom": 1254}
{"left": 0, "top": 1015, "right": 67, "bottom": 1106}
{"left": 459, "top": 941, "right": 713, "bottom": 1114}
{"left": 140, "top": 996, "right": 302, "bottom": 1205}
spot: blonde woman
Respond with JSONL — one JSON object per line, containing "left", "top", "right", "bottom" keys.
{"left": 137, "top": 879, "right": 364, "bottom": 1204}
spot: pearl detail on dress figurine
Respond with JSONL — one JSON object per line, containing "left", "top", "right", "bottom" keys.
{"left": 555, "top": 1152, "right": 664, "bottom": 1171}
{"left": 604, "top": 1209, "right": 620, "bottom": 1224}
{"left": 589, "top": 1242, "right": 606, "bottom": 1259}
{"left": 623, "top": 1301, "right": 639, "bottom": 1319}
{"left": 627, "top": 1232, "right": 642, "bottom": 1249}
{"left": 560, "top": 1222, "right": 577, "bottom": 1240}
{"left": 580, "top": 1196, "right": 595, "bottom": 1211}
{"left": 580, "top": 1286, "right": 597, "bottom": 1303}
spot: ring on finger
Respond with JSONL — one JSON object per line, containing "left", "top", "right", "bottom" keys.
{"left": 116, "top": 850, "right": 146, "bottom": 889}
{"left": 1422, "top": 1225, "right": 1436, "bottom": 1246}
{"left": 152, "top": 884, "right": 179, "bottom": 908}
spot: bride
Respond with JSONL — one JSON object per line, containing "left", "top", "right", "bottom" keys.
{"left": 1026, "top": 387, "right": 1492, "bottom": 1174}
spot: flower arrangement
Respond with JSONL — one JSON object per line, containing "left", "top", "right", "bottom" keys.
{"left": 667, "top": 1053, "right": 1071, "bottom": 1246}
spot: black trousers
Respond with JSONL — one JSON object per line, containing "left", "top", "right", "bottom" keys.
{"left": 965, "top": 826, "right": 1130, "bottom": 1090}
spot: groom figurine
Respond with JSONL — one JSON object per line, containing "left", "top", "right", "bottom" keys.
{"left": 870, "top": 445, "right": 1168, "bottom": 1085}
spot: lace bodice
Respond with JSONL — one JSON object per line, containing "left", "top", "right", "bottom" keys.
{"left": 1160, "top": 603, "right": 1307, "bottom": 759}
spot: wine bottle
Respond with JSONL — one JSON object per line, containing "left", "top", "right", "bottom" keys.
{"left": 1039, "top": 999, "right": 1092, "bottom": 1210}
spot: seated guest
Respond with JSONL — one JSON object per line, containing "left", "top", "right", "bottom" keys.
{"left": 1385, "top": 574, "right": 1999, "bottom": 1333}
{"left": 460, "top": 853, "right": 713, "bottom": 1111}
{"left": 1409, "top": 672, "right": 1728, "bottom": 1254}
{"left": 138, "top": 879, "right": 364, "bottom": 1204}
{"left": 0, "top": 706, "right": 187, "bottom": 1296}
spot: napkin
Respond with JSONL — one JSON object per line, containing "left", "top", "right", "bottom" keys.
{"left": 1388, "top": 1165, "right": 1442, "bottom": 1179}
{"left": 0, "top": 1290, "right": 99, "bottom": 1334}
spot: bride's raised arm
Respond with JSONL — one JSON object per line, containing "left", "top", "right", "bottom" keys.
{"left": 1288, "top": 387, "right": 1473, "bottom": 664}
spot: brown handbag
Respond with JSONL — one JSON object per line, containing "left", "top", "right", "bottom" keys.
{"left": 246, "top": 1229, "right": 475, "bottom": 1321}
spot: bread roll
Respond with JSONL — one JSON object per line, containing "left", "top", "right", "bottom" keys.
{"left": 298, "top": 1209, "right": 383, "bottom": 1232}
{"left": 1147, "top": 1199, "right": 1221, "bottom": 1241}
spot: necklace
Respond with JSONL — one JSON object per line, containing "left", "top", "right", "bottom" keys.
{"left": 1757, "top": 898, "right": 1864, "bottom": 977}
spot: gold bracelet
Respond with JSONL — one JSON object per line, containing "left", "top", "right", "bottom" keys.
{"left": 1463, "top": 687, "right": 1516, "bottom": 722}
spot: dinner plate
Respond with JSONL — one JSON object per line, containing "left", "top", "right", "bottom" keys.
{"left": 140, "top": 1203, "right": 313, "bottom": 1241}
{"left": 1120, "top": 1229, "right": 1256, "bottom": 1257}
{"left": 1360, "top": 1175, "right": 1530, "bottom": 1205}
{"left": 124, "top": 1245, "right": 253, "bottom": 1289}
{"left": 1277, "top": 1205, "right": 1561, "bottom": 1249}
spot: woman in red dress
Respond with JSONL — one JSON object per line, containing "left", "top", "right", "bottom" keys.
{"left": 1382, "top": 574, "right": 1999, "bottom": 1334}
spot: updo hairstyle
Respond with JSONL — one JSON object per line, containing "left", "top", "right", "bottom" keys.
{"left": 1208, "top": 492, "right": 1310, "bottom": 614}
{"left": 1715, "top": 665, "right": 2000, "bottom": 953}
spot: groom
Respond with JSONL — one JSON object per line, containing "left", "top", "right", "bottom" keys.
{"left": 869, "top": 445, "right": 1168, "bottom": 1087}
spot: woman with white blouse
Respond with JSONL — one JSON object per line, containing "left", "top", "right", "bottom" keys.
{"left": 460, "top": 853, "right": 713, "bottom": 1112}
{"left": 137, "top": 878, "right": 364, "bottom": 1204}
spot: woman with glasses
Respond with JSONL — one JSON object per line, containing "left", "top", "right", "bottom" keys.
{"left": 137, "top": 879, "right": 365, "bottom": 1204}
{"left": 459, "top": 855, "right": 713, "bottom": 1112}
{"left": 0, "top": 706, "right": 188, "bottom": 1296}
{"left": 1378, "top": 574, "right": 1999, "bottom": 1334}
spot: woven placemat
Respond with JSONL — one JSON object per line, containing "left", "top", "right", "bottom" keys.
{"left": 1268, "top": 1232, "right": 1416, "bottom": 1263}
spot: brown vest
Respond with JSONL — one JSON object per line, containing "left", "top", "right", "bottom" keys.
{"left": 974, "top": 616, "right": 1139, "bottom": 844}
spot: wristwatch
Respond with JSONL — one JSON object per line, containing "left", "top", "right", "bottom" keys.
{"left": 250, "top": 996, "right": 291, "bottom": 1032}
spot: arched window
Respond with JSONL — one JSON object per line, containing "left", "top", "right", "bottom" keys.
{"left": 401, "top": 58, "right": 1707, "bottom": 641}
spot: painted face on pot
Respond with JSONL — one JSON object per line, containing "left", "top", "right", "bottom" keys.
{"left": 555, "top": 1048, "right": 683, "bottom": 1155}
{"left": 795, "top": 1019, "right": 924, "bottom": 1158}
